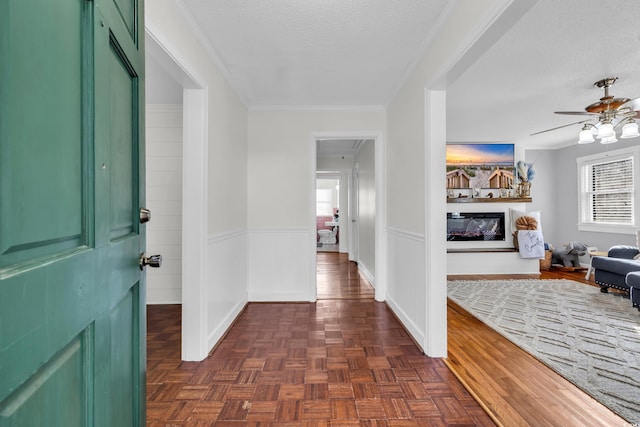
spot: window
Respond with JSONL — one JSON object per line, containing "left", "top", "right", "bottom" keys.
{"left": 316, "top": 189, "right": 333, "bottom": 216}
{"left": 577, "top": 147, "right": 640, "bottom": 233}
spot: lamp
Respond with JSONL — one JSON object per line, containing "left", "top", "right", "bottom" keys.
{"left": 535, "top": 78, "right": 640, "bottom": 144}
{"left": 576, "top": 111, "right": 640, "bottom": 144}
{"left": 621, "top": 121, "right": 640, "bottom": 139}
{"left": 595, "top": 122, "right": 615, "bottom": 139}
{"left": 570, "top": 78, "right": 640, "bottom": 144}
{"left": 577, "top": 125, "right": 595, "bottom": 144}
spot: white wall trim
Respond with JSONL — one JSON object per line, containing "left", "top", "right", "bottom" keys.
{"left": 146, "top": 289, "right": 182, "bottom": 305}
{"left": 427, "top": 0, "right": 535, "bottom": 91}
{"left": 386, "top": 226, "right": 425, "bottom": 242}
{"left": 386, "top": 227, "right": 426, "bottom": 351}
{"left": 207, "top": 301, "right": 246, "bottom": 351}
{"left": 423, "top": 89, "right": 448, "bottom": 358}
{"left": 145, "top": 20, "right": 205, "bottom": 90}
{"left": 310, "top": 131, "right": 387, "bottom": 302}
{"left": 358, "top": 263, "right": 375, "bottom": 288}
{"left": 374, "top": 133, "right": 387, "bottom": 302}
{"left": 206, "top": 229, "right": 248, "bottom": 353}
{"left": 385, "top": 297, "right": 425, "bottom": 352}
{"left": 181, "top": 88, "right": 210, "bottom": 361}
{"left": 145, "top": 23, "right": 211, "bottom": 362}
{"left": 147, "top": 104, "right": 183, "bottom": 114}
{"left": 208, "top": 228, "right": 246, "bottom": 243}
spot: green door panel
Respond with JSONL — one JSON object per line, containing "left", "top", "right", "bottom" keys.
{"left": 110, "top": 286, "right": 138, "bottom": 425}
{"left": 0, "top": 0, "right": 86, "bottom": 271}
{"left": 0, "top": 332, "right": 90, "bottom": 426}
{"left": 0, "top": 0, "right": 146, "bottom": 425}
{"left": 109, "top": 40, "right": 138, "bottom": 242}
{"left": 112, "top": 0, "right": 138, "bottom": 41}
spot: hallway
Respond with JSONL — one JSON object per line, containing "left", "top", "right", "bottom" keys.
{"left": 316, "top": 253, "right": 374, "bottom": 300}
{"left": 146, "top": 253, "right": 493, "bottom": 425}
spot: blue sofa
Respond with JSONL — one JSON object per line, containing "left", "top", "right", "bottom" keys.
{"left": 591, "top": 245, "right": 640, "bottom": 293}
{"left": 626, "top": 272, "right": 640, "bottom": 310}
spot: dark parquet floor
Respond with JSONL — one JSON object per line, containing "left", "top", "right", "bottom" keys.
{"left": 146, "top": 253, "right": 494, "bottom": 426}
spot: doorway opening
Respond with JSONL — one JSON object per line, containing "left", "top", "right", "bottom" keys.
{"left": 314, "top": 137, "right": 378, "bottom": 300}
{"left": 316, "top": 177, "right": 340, "bottom": 253}
{"left": 145, "top": 28, "right": 209, "bottom": 361}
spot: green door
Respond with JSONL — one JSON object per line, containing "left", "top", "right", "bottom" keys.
{"left": 0, "top": 0, "right": 147, "bottom": 425}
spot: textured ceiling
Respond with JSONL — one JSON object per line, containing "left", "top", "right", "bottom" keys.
{"left": 447, "top": 0, "right": 640, "bottom": 149}
{"left": 180, "top": 0, "right": 448, "bottom": 106}
{"left": 149, "top": 0, "right": 640, "bottom": 150}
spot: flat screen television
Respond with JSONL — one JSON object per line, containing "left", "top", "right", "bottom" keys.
{"left": 447, "top": 212, "right": 506, "bottom": 241}
{"left": 446, "top": 143, "right": 515, "bottom": 189}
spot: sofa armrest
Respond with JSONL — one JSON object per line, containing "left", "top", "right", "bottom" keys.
{"left": 608, "top": 245, "right": 640, "bottom": 259}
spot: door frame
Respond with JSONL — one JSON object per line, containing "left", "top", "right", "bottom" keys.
{"left": 315, "top": 172, "right": 350, "bottom": 254}
{"left": 310, "top": 132, "right": 386, "bottom": 302}
{"left": 145, "top": 22, "right": 210, "bottom": 361}
{"left": 350, "top": 163, "right": 359, "bottom": 263}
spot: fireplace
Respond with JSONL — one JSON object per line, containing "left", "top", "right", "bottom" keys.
{"left": 447, "top": 212, "right": 505, "bottom": 241}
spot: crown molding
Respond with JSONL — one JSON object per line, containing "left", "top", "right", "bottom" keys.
{"left": 248, "top": 105, "right": 386, "bottom": 113}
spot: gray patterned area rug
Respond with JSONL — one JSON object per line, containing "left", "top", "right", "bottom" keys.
{"left": 448, "top": 279, "right": 640, "bottom": 422}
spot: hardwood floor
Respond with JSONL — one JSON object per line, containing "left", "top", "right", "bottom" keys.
{"left": 446, "top": 269, "right": 627, "bottom": 427}
{"left": 316, "top": 252, "right": 374, "bottom": 300}
{"left": 146, "top": 254, "right": 628, "bottom": 426}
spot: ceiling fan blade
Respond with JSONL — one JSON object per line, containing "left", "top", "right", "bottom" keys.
{"left": 530, "top": 119, "right": 590, "bottom": 136}
{"left": 619, "top": 97, "right": 640, "bottom": 119}
{"left": 554, "top": 111, "right": 599, "bottom": 116}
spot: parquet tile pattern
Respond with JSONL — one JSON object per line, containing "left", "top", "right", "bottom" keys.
{"left": 147, "top": 254, "right": 494, "bottom": 425}
{"left": 147, "top": 301, "right": 494, "bottom": 426}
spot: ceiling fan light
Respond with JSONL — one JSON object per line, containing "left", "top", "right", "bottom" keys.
{"left": 600, "top": 135, "right": 618, "bottom": 144}
{"left": 621, "top": 121, "right": 640, "bottom": 139}
{"left": 596, "top": 122, "right": 615, "bottom": 139}
{"left": 578, "top": 129, "right": 595, "bottom": 144}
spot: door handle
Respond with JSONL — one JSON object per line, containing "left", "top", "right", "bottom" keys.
{"left": 140, "top": 208, "right": 151, "bottom": 223}
{"left": 139, "top": 253, "right": 162, "bottom": 270}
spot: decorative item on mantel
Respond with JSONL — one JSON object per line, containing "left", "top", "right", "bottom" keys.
{"left": 516, "top": 160, "right": 535, "bottom": 198}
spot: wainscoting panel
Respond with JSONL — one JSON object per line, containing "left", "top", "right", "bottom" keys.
{"left": 386, "top": 227, "right": 426, "bottom": 348}
{"left": 247, "top": 228, "right": 314, "bottom": 301}
{"left": 207, "top": 230, "right": 248, "bottom": 350}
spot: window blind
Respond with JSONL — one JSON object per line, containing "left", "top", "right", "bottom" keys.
{"left": 580, "top": 157, "right": 633, "bottom": 224}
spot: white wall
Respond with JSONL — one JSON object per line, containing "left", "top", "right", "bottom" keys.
{"left": 534, "top": 139, "right": 639, "bottom": 255}
{"left": 385, "top": 0, "right": 520, "bottom": 356}
{"left": 146, "top": 105, "right": 183, "bottom": 304}
{"left": 525, "top": 149, "right": 556, "bottom": 248}
{"left": 355, "top": 141, "right": 376, "bottom": 281}
{"left": 146, "top": 0, "right": 531, "bottom": 360}
{"left": 247, "top": 109, "right": 385, "bottom": 301}
{"left": 146, "top": 0, "right": 249, "bottom": 360}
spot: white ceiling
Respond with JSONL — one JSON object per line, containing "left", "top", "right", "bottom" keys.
{"left": 447, "top": 0, "right": 640, "bottom": 150}
{"left": 149, "top": 0, "right": 640, "bottom": 150}
{"left": 180, "top": 0, "right": 448, "bottom": 106}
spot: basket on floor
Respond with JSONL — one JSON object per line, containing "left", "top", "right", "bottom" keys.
{"left": 540, "top": 250, "right": 552, "bottom": 271}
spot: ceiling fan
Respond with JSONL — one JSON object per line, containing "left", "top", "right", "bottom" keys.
{"left": 531, "top": 77, "right": 640, "bottom": 143}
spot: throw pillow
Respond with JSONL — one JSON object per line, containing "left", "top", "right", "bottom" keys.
{"left": 635, "top": 229, "right": 640, "bottom": 260}
{"left": 510, "top": 208, "right": 542, "bottom": 234}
